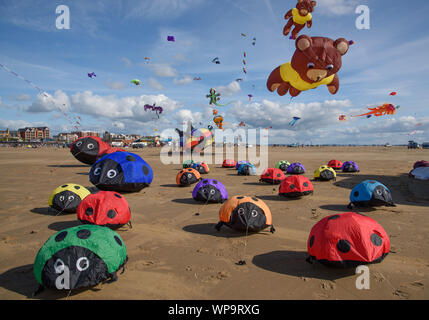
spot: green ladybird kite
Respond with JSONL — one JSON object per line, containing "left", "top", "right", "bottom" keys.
{"left": 33, "top": 225, "right": 128, "bottom": 294}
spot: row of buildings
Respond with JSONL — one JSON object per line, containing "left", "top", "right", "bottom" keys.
{"left": 0, "top": 127, "right": 50, "bottom": 141}
{"left": 0, "top": 127, "right": 159, "bottom": 146}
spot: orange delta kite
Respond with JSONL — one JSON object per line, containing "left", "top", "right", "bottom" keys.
{"left": 351, "top": 104, "right": 397, "bottom": 118}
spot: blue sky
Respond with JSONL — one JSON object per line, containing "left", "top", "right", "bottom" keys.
{"left": 0, "top": 0, "right": 428, "bottom": 144}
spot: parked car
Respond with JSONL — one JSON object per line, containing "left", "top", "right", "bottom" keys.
{"left": 408, "top": 140, "right": 420, "bottom": 149}
{"left": 422, "top": 142, "right": 429, "bottom": 149}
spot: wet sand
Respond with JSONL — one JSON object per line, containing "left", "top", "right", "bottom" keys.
{"left": 0, "top": 146, "right": 428, "bottom": 300}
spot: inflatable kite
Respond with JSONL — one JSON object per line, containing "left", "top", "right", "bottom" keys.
{"left": 206, "top": 88, "right": 231, "bottom": 107}
{"left": 275, "top": 160, "right": 291, "bottom": 172}
{"left": 413, "top": 160, "right": 429, "bottom": 169}
{"left": 183, "top": 160, "right": 194, "bottom": 168}
{"left": 248, "top": 94, "right": 253, "bottom": 102}
{"left": 279, "top": 175, "right": 313, "bottom": 197}
{"left": 77, "top": 191, "right": 131, "bottom": 229}
{"left": 348, "top": 180, "right": 395, "bottom": 208}
{"left": 48, "top": 184, "right": 91, "bottom": 214}
{"left": 314, "top": 165, "right": 336, "bottom": 181}
{"left": 260, "top": 168, "right": 286, "bottom": 184}
{"left": 144, "top": 103, "right": 163, "bottom": 118}
{"left": 216, "top": 196, "right": 274, "bottom": 233}
{"left": 167, "top": 36, "right": 175, "bottom": 42}
{"left": 287, "top": 162, "right": 306, "bottom": 174}
{"left": 184, "top": 127, "right": 214, "bottom": 153}
{"left": 409, "top": 167, "right": 429, "bottom": 180}
{"left": 341, "top": 161, "right": 359, "bottom": 173}
{"left": 192, "top": 162, "right": 210, "bottom": 174}
{"left": 351, "top": 104, "right": 397, "bottom": 118}
{"left": 289, "top": 117, "right": 301, "bottom": 126}
{"left": 327, "top": 159, "right": 342, "bottom": 170}
{"left": 89, "top": 152, "right": 153, "bottom": 193}
{"left": 176, "top": 168, "right": 201, "bottom": 187}
{"left": 307, "top": 212, "right": 390, "bottom": 268}
{"left": 283, "top": 0, "right": 317, "bottom": 39}
{"left": 33, "top": 225, "right": 127, "bottom": 293}
{"left": 130, "top": 79, "right": 141, "bottom": 86}
{"left": 238, "top": 163, "right": 257, "bottom": 176}
{"left": 235, "top": 160, "right": 250, "bottom": 170}
{"left": 192, "top": 179, "right": 228, "bottom": 203}
{"left": 267, "top": 35, "right": 350, "bottom": 97}
{"left": 70, "top": 136, "right": 113, "bottom": 165}
{"left": 212, "top": 57, "right": 220, "bottom": 64}
{"left": 213, "top": 115, "right": 224, "bottom": 129}
{"left": 222, "top": 159, "right": 236, "bottom": 168}
{"left": 339, "top": 115, "right": 346, "bottom": 121}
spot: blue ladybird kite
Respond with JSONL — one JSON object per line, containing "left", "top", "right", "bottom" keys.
{"left": 90, "top": 151, "right": 153, "bottom": 193}
{"left": 348, "top": 180, "right": 395, "bottom": 209}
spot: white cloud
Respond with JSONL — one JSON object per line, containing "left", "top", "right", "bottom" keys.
{"left": 173, "top": 109, "right": 203, "bottom": 125}
{"left": 214, "top": 81, "right": 241, "bottom": 97}
{"left": 0, "top": 118, "right": 47, "bottom": 130}
{"left": 149, "top": 63, "right": 178, "bottom": 78}
{"left": 124, "top": 0, "right": 204, "bottom": 19}
{"left": 316, "top": 0, "right": 359, "bottom": 16}
{"left": 70, "top": 91, "right": 182, "bottom": 123}
{"left": 147, "top": 78, "right": 164, "bottom": 91}
{"left": 25, "top": 90, "right": 70, "bottom": 113}
{"left": 174, "top": 75, "right": 193, "bottom": 86}
{"left": 105, "top": 80, "right": 126, "bottom": 91}
{"left": 121, "top": 57, "right": 132, "bottom": 67}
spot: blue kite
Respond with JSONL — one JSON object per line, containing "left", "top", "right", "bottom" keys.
{"left": 289, "top": 117, "right": 301, "bottom": 126}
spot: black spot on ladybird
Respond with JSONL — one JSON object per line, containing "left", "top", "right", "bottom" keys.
{"left": 290, "top": 184, "right": 295, "bottom": 190}
{"left": 237, "top": 196, "right": 244, "bottom": 199}
{"left": 142, "top": 166, "right": 149, "bottom": 175}
{"left": 74, "top": 186, "right": 80, "bottom": 190}
{"left": 337, "top": 239, "right": 351, "bottom": 253}
{"left": 55, "top": 231, "right": 67, "bottom": 242}
{"left": 354, "top": 191, "right": 359, "bottom": 197}
{"left": 114, "top": 235, "right": 123, "bottom": 246}
{"left": 114, "top": 194, "right": 122, "bottom": 198}
{"left": 77, "top": 229, "right": 91, "bottom": 239}
{"left": 61, "top": 185, "right": 68, "bottom": 188}
{"left": 303, "top": 182, "right": 309, "bottom": 187}
{"left": 309, "top": 235, "right": 314, "bottom": 247}
{"left": 107, "top": 210, "right": 117, "bottom": 219}
{"left": 85, "top": 207, "right": 93, "bottom": 216}
{"left": 328, "top": 215, "right": 340, "bottom": 220}
{"left": 370, "top": 233, "right": 382, "bottom": 246}
{"left": 126, "top": 155, "right": 136, "bottom": 162}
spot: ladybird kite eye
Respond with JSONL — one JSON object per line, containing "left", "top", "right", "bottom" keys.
{"left": 68, "top": 195, "right": 75, "bottom": 201}
{"left": 76, "top": 257, "right": 90, "bottom": 271}
{"left": 187, "top": 174, "right": 192, "bottom": 178}
{"left": 251, "top": 210, "right": 258, "bottom": 217}
{"left": 76, "top": 141, "right": 82, "bottom": 147}
{"left": 94, "top": 167, "right": 101, "bottom": 176}
{"left": 238, "top": 208, "right": 245, "bottom": 215}
{"left": 210, "top": 189, "right": 216, "bottom": 195}
{"left": 326, "top": 64, "right": 334, "bottom": 70}
{"left": 307, "top": 62, "right": 315, "bottom": 69}
{"left": 59, "top": 195, "right": 65, "bottom": 201}
{"left": 87, "top": 143, "right": 95, "bottom": 150}
{"left": 54, "top": 258, "right": 65, "bottom": 273}
{"left": 107, "top": 169, "right": 117, "bottom": 178}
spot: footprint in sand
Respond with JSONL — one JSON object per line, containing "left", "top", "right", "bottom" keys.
{"left": 393, "top": 289, "right": 410, "bottom": 299}
{"left": 320, "top": 280, "right": 336, "bottom": 291}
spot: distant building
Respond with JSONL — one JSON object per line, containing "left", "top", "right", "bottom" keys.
{"left": 0, "top": 128, "right": 18, "bottom": 140}
{"left": 54, "top": 133, "right": 79, "bottom": 144}
{"left": 18, "top": 127, "right": 50, "bottom": 141}
{"left": 71, "top": 131, "right": 100, "bottom": 138}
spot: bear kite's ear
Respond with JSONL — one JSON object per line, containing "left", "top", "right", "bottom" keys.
{"left": 297, "top": 0, "right": 304, "bottom": 3}
{"left": 334, "top": 38, "right": 349, "bottom": 55}
{"left": 311, "top": 1, "right": 317, "bottom": 8}
{"left": 296, "top": 35, "right": 312, "bottom": 51}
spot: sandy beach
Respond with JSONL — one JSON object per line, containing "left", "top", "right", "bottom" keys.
{"left": 0, "top": 146, "right": 428, "bottom": 300}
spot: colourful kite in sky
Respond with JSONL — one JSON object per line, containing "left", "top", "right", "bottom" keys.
{"left": 351, "top": 104, "right": 397, "bottom": 118}
{"left": 289, "top": 117, "right": 301, "bottom": 126}
{"left": 206, "top": 88, "right": 232, "bottom": 107}
{"left": 88, "top": 72, "right": 96, "bottom": 78}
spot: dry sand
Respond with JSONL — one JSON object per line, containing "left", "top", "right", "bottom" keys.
{"left": 0, "top": 146, "right": 428, "bottom": 300}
